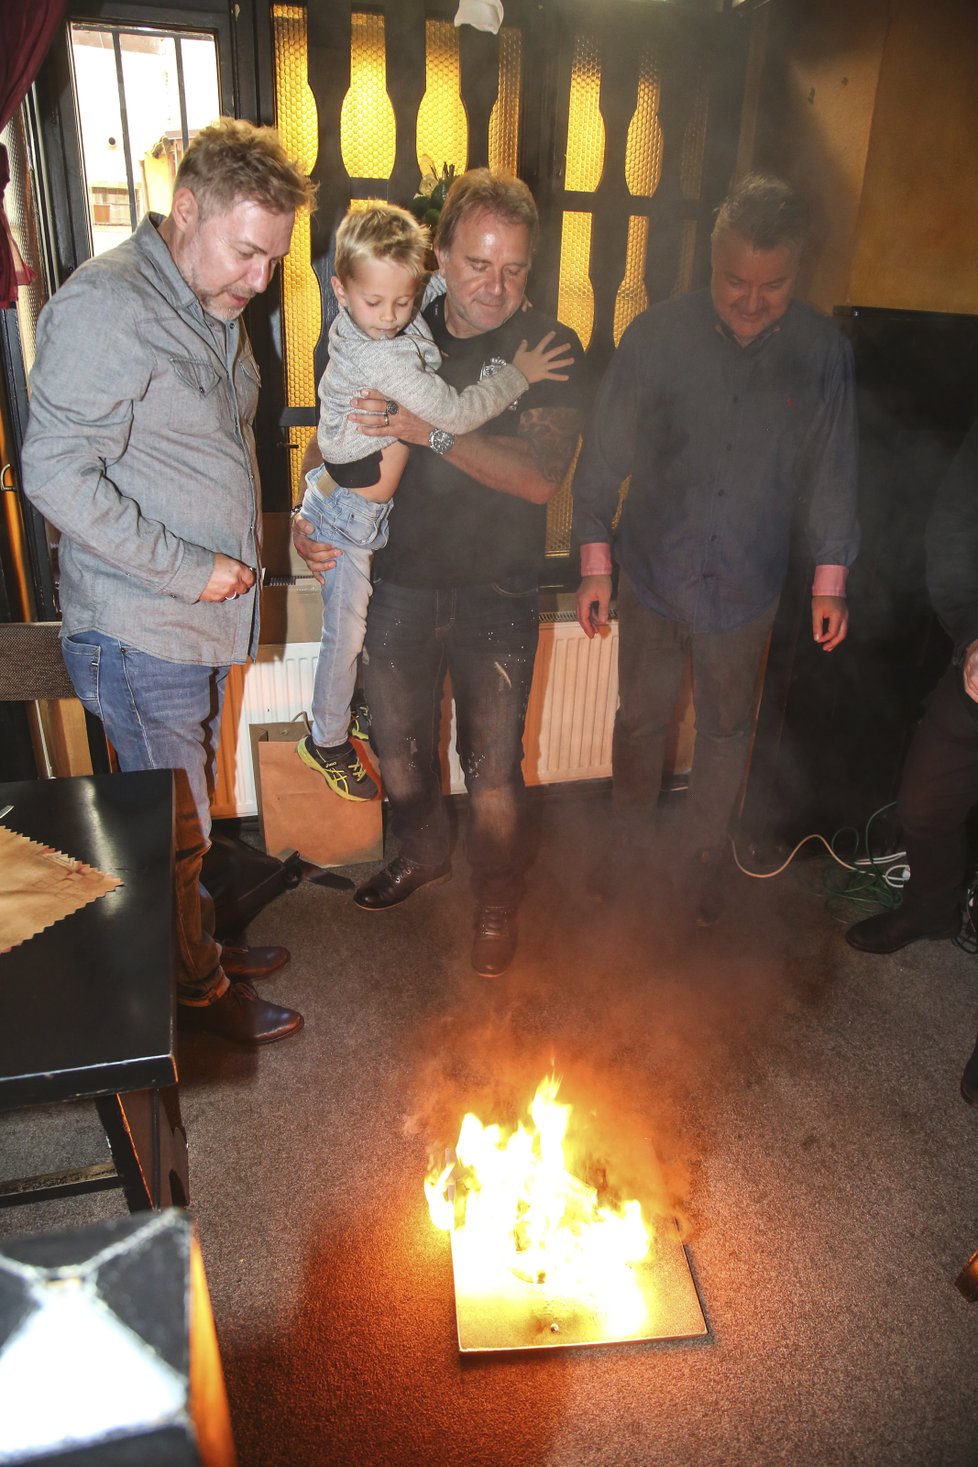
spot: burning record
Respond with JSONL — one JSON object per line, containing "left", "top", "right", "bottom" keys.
{"left": 426, "top": 1074, "right": 708, "bottom": 1353}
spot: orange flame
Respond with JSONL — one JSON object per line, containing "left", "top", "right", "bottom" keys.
{"left": 425, "top": 1073, "right": 654, "bottom": 1335}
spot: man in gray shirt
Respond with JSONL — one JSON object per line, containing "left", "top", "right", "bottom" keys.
{"left": 22, "top": 119, "right": 314, "bottom": 1046}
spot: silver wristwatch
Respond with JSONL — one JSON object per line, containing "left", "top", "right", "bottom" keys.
{"left": 428, "top": 428, "right": 455, "bottom": 456}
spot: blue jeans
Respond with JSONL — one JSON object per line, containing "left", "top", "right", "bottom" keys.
{"left": 62, "top": 631, "right": 227, "bottom": 1002}
{"left": 363, "top": 578, "right": 539, "bottom": 907}
{"left": 301, "top": 476, "right": 392, "bottom": 747}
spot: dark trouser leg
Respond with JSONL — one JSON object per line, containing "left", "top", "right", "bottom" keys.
{"left": 448, "top": 583, "right": 538, "bottom": 908}
{"left": 612, "top": 575, "right": 688, "bottom": 840}
{"left": 363, "top": 580, "right": 452, "bottom": 871}
{"left": 685, "top": 600, "right": 779, "bottom": 853}
{"left": 898, "top": 664, "right": 978, "bottom": 926}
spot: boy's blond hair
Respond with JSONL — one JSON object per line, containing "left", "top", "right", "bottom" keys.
{"left": 334, "top": 204, "right": 430, "bottom": 286}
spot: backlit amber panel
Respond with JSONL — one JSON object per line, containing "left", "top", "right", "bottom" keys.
{"left": 613, "top": 215, "right": 649, "bottom": 344}
{"left": 341, "top": 11, "right": 396, "bottom": 181}
{"left": 672, "top": 220, "right": 698, "bottom": 297}
{"left": 546, "top": 439, "right": 580, "bottom": 559}
{"left": 272, "top": 4, "right": 320, "bottom": 503}
{"left": 488, "top": 26, "right": 522, "bottom": 175}
{"left": 624, "top": 47, "right": 662, "bottom": 198}
{"left": 564, "top": 35, "right": 604, "bottom": 193}
{"left": 680, "top": 74, "right": 709, "bottom": 202}
{"left": 556, "top": 211, "right": 594, "bottom": 351}
{"left": 417, "top": 20, "right": 468, "bottom": 177}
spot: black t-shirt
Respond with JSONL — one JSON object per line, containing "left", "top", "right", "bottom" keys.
{"left": 373, "top": 295, "right": 585, "bottom": 590}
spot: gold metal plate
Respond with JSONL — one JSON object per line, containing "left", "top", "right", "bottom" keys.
{"left": 449, "top": 1208, "right": 708, "bottom": 1353}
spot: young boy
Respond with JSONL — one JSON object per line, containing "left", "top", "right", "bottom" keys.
{"left": 297, "top": 202, "right": 573, "bottom": 800}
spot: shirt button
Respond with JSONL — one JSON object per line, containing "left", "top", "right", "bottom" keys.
{"left": 726, "top": 443, "right": 733, "bottom": 450}
{"left": 718, "top": 489, "right": 725, "bottom": 497}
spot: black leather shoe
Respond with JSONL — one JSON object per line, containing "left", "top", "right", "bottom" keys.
{"left": 845, "top": 908, "right": 960, "bottom": 953}
{"left": 178, "top": 982, "right": 304, "bottom": 1045}
{"left": 353, "top": 855, "right": 450, "bottom": 911}
{"left": 472, "top": 906, "right": 517, "bottom": 977}
{"left": 961, "top": 1034, "right": 978, "bottom": 1108}
{"left": 220, "top": 944, "right": 290, "bottom": 979}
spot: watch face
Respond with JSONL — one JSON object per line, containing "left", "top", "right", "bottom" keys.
{"left": 429, "top": 429, "right": 455, "bottom": 455}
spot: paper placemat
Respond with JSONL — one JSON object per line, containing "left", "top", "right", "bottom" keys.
{"left": 0, "top": 825, "right": 123, "bottom": 953}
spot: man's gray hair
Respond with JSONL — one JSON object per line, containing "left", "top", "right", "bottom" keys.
{"left": 712, "top": 173, "right": 810, "bottom": 254}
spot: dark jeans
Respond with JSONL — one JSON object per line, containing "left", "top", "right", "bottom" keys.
{"left": 363, "top": 578, "right": 539, "bottom": 907}
{"left": 898, "top": 662, "right": 978, "bottom": 926}
{"left": 613, "top": 574, "right": 779, "bottom": 851}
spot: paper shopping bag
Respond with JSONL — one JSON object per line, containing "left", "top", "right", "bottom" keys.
{"left": 251, "top": 720, "right": 383, "bottom": 868}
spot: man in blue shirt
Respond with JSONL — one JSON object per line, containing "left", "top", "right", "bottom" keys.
{"left": 572, "top": 174, "right": 860, "bottom": 925}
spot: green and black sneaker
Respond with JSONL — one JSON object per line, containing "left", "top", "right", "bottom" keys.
{"left": 297, "top": 734, "right": 378, "bottom": 802}
{"left": 348, "top": 701, "right": 372, "bottom": 743}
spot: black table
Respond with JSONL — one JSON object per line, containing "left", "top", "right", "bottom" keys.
{"left": 0, "top": 770, "right": 189, "bottom": 1210}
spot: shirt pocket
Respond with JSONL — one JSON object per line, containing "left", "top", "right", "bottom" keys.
{"left": 167, "top": 354, "right": 224, "bottom": 433}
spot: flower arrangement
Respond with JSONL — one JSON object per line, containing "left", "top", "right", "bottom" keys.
{"left": 410, "top": 158, "right": 457, "bottom": 230}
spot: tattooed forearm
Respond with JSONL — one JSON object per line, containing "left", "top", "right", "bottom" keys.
{"left": 520, "top": 407, "right": 582, "bottom": 485}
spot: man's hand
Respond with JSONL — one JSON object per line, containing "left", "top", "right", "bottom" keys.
{"left": 200, "top": 553, "right": 256, "bottom": 603}
{"left": 963, "top": 639, "right": 978, "bottom": 703}
{"left": 576, "top": 574, "right": 613, "bottom": 639}
{"left": 349, "top": 389, "right": 431, "bottom": 446}
{"left": 291, "top": 515, "right": 341, "bottom": 586}
{"left": 812, "top": 594, "right": 848, "bottom": 651}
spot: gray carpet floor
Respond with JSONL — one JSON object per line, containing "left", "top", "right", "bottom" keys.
{"left": 2, "top": 786, "right": 976, "bottom": 1467}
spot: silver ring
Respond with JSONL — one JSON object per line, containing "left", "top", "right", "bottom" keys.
{"left": 385, "top": 400, "right": 398, "bottom": 417}
{"left": 383, "top": 413, "right": 389, "bottom": 428}
{"left": 226, "top": 592, "right": 238, "bottom": 601}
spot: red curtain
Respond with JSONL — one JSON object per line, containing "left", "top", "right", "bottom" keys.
{"left": 0, "top": 0, "right": 68, "bottom": 308}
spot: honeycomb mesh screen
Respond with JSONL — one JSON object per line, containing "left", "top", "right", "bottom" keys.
{"left": 624, "top": 46, "right": 662, "bottom": 199}
{"left": 680, "top": 71, "right": 709, "bottom": 202}
{"left": 341, "top": 11, "right": 396, "bottom": 180}
{"left": 557, "top": 210, "right": 594, "bottom": 351}
{"left": 613, "top": 215, "right": 649, "bottom": 345}
{"left": 488, "top": 26, "right": 522, "bottom": 175}
{"left": 272, "top": 3, "right": 321, "bottom": 503}
{"left": 418, "top": 20, "right": 468, "bottom": 176}
{"left": 672, "top": 219, "right": 698, "bottom": 297}
{"left": 564, "top": 34, "right": 604, "bottom": 193}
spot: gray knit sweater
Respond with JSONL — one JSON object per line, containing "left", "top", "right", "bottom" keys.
{"left": 317, "top": 279, "right": 529, "bottom": 463}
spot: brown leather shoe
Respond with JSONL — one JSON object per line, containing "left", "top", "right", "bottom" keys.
{"left": 178, "top": 982, "right": 303, "bottom": 1045}
{"left": 220, "top": 944, "right": 290, "bottom": 979}
{"left": 353, "top": 855, "right": 450, "bottom": 911}
{"left": 471, "top": 905, "right": 517, "bottom": 978}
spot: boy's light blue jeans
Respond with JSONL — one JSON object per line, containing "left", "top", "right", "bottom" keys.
{"left": 61, "top": 630, "right": 227, "bottom": 1002}
{"left": 300, "top": 472, "right": 392, "bottom": 748}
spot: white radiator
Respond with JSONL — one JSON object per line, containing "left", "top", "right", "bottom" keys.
{"left": 212, "top": 615, "right": 622, "bottom": 819}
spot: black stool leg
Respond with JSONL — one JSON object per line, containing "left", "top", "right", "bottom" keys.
{"left": 95, "top": 1086, "right": 190, "bottom": 1211}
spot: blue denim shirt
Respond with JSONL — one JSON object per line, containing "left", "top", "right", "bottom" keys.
{"left": 22, "top": 215, "right": 263, "bottom": 665}
{"left": 572, "top": 290, "right": 860, "bottom": 631}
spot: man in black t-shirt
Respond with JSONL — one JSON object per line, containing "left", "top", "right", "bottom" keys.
{"left": 293, "top": 170, "right": 584, "bottom": 976}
